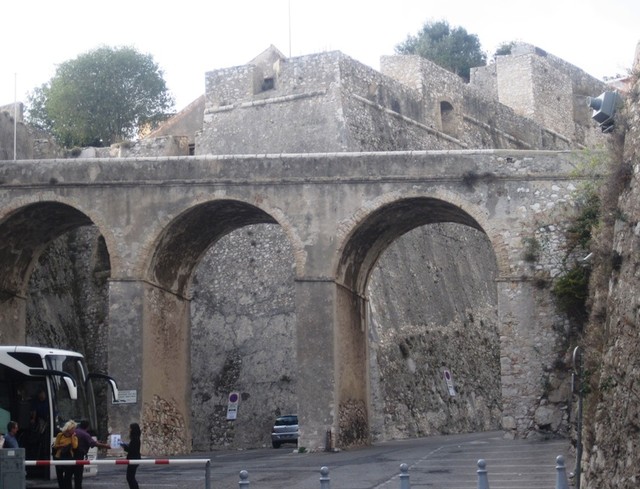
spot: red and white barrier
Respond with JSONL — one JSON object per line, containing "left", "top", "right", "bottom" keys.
{"left": 25, "top": 459, "right": 212, "bottom": 489}
{"left": 25, "top": 458, "right": 211, "bottom": 466}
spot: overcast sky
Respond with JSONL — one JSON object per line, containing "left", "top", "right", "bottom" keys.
{"left": 3, "top": 0, "right": 639, "bottom": 112}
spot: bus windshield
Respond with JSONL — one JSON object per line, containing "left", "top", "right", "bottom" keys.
{"left": 45, "top": 354, "right": 97, "bottom": 431}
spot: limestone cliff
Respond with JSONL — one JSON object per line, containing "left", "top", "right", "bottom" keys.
{"left": 582, "top": 44, "right": 640, "bottom": 489}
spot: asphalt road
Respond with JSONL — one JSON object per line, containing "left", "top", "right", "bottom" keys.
{"left": 27, "top": 431, "right": 574, "bottom": 489}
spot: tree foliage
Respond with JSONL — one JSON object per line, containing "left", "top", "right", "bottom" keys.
{"left": 395, "top": 20, "right": 486, "bottom": 82}
{"left": 28, "top": 46, "right": 174, "bottom": 148}
{"left": 493, "top": 41, "right": 516, "bottom": 59}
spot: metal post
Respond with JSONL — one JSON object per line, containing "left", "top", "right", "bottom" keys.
{"left": 399, "top": 463, "right": 410, "bottom": 489}
{"left": 555, "top": 455, "right": 570, "bottom": 489}
{"left": 572, "top": 346, "right": 583, "bottom": 489}
{"left": 239, "top": 469, "right": 249, "bottom": 489}
{"left": 476, "top": 459, "right": 490, "bottom": 489}
{"left": 205, "top": 460, "right": 211, "bottom": 489}
{"left": 319, "top": 466, "right": 330, "bottom": 489}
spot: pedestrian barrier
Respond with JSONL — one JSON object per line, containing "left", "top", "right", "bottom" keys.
{"left": 25, "top": 458, "right": 212, "bottom": 489}
{"left": 233, "top": 454, "right": 571, "bottom": 489}
{"left": 25, "top": 453, "right": 571, "bottom": 489}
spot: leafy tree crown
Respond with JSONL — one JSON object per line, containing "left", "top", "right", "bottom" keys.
{"left": 395, "top": 20, "right": 487, "bottom": 82}
{"left": 28, "top": 46, "right": 174, "bottom": 148}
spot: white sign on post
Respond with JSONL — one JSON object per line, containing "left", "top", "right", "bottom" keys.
{"left": 226, "top": 392, "right": 240, "bottom": 420}
{"left": 112, "top": 390, "right": 137, "bottom": 404}
{"left": 443, "top": 369, "right": 456, "bottom": 396}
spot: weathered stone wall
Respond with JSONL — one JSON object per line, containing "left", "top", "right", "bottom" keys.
{"left": 582, "top": 43, "right": 640, "bottom": 489}
{"left": 188, "top": 220, "right": 502, "bottom": 449}
{"left": 368, "top": 223, "right": 501, "bottom": 440}
{"left": 25, "top": 227, "right": 111, "bottom": 437}
{"left": 471, "top": 42, "right": 608, "bottom": 148}
{"left": 0, "top": 104, "right": 65, "bottom": 160}
{"left": 0, "top": 106, "right": 32, "bottom": 160}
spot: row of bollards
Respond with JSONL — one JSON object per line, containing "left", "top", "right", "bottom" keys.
{"left": 236, "top": 454, "right": 571, "bottom": 489}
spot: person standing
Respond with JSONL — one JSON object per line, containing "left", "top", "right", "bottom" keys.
{"left": 73, "top": 420, "right": 111, "bottom": 489}
{"left": 3, "top": 421, "right": 19, "bottom": 448}
{"left": 53, "top": 420, "right": 78, "bottom": 489}
{"left": 121, "top": 423, "right": 141, "bottom": 489}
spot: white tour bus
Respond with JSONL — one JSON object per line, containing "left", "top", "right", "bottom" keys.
{"left": 0, "top": 346, "right": 118, "bottom": 482}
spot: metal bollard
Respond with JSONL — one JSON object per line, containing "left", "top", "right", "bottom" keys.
{"left": 205, "top": 460, "right": 211, "bottom": 489}
{"left": 239, "top": 469, "right": 250, "bottom": 489}
{"left": 476, "top": 459, "right": 490, "bottom": 489}
{"left": 399, "top": 463, "right": 410, "bottom": 489}
{"left": 320, "top": 466, "right": 330, "bottom": 489}
{"left": 555, "top": 455, "right": 570, "bottom": 489}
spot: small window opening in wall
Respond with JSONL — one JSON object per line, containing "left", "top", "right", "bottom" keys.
{"left": 189, "top": 143, "right": 195, "bottom": 156}
{"left": 261, "top": 77, "right": 275, "bottom": 91}
{"left": 391, "top": 99, "right": 401, "bottom": 114}
{"left": 440, "top": 101, "right": 455, "bottom": 135}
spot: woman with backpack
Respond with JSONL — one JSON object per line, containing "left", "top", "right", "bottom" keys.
{"left": 52, "top": 420, "right": 78, "bottom": 489}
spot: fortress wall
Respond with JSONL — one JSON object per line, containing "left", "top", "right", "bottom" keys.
{"left": 461, "top": 87, "right": 546, "bottom": 149}
{"left": 198, "top": 53, "right": 349, "bottom": 153}
{"left": 338, "top": 56, "right": 461, "bottom": 150}
{"left": 0, "top": 107, "right": 32, "bottom": 160}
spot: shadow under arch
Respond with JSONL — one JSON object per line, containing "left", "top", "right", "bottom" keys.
{"left": 336, "top": 197, "right": 483, "bottom": 295}
{"left": 332, "top": 196, "right": 497, "bottom": 448}
{"left": 0, "top": 201, "right": 107, "bottom": 343}
{"left": 148, "top": 199, "right": 278, "bottom": 297}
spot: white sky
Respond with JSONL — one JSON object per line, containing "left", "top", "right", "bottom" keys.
{"left": 3, "top": 0, "right": 639, "bottom": 112}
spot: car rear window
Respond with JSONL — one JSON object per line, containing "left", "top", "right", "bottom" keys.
{"left": 275, "top": 416, "right": 298, "bottom": 426}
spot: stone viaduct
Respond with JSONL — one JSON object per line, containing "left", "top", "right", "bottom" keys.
{"left": 0, "top": 43, "right": 608, "bottom": 452}
{"left": 0, "top": 149, "right": 589, "bottom": 451}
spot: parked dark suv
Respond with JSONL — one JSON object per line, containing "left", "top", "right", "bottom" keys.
{"left": 271, "top": 414, "right": 299, "bottom": 448}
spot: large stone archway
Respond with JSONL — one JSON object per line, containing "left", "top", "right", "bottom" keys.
{"left": 331, "top": 197, "right": 501, "bottom": 447}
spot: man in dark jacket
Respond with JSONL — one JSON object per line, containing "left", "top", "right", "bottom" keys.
{"left": 74, "top": 420, "right": 111, "bottom": 489}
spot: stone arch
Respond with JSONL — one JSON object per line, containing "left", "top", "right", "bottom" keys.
{"left": 332, "top": 194, "right": 501, "bottom": 447}
{"left": 146, "top": 199, "right": 282, "bottom": 297}
{"left": 336, "top": 196, "right": 486, "bottom": 294}
{"left": 135, "top": 198, "right": 295, "bottom": 454}
{"left": 0, "top": 199, "right": 113, "bottom": 344}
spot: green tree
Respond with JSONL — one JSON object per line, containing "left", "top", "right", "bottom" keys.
{"left": 28, "top": 46, "right": 174, "bottom": 148}
{"left": 493, "top": 41, "right": 516, "bottom": 58}
{"left": 395, "top": 20, "right": 486, "bottom": 82}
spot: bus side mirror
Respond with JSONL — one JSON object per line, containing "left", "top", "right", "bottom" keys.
{"left": 29, "top": 368, "right": 78, "bottom": 399}
{"left": 108, "top": 378, "right": 119, "bottom": 403}
{"left": 87, "top": 373, "right": 119, "bottom": 402}
{"left": 63, "top": 377, "right": 78, "bottom": 400}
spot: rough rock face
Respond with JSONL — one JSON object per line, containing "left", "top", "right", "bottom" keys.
{"left": 188, "top": 221, "right": 500, "bottom": 449}
{"left": 582, "top": 46, "right": 640, "bottom": 489}
{"left": 25, "top": 227, "right": 110, "bottom": 436}
{"left": 368, "top": 223, "right": 501, "bottom": 440}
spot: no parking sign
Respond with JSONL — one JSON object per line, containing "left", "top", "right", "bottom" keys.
{"left": 226, "top": 392, "right": 240, "bottom": 420}
{"left": 443, "top": 369, "right": 456, "bottom": 396}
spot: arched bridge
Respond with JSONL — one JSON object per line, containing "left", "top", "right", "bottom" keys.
{"left": 0, "top": 149, "right": 585, "bottom": 452}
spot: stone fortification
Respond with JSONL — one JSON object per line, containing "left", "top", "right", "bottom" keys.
{"left": 198, "top": 46, "right": 605, "bottom": 155}
{"left": 471, "top": 42, "right": 607, "bottom": 148}
{"left": 0, "top": 103, "right": 64, "bottom": 160}
{"left": 10, "top": 43, "right": 611, "bottom": 451}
